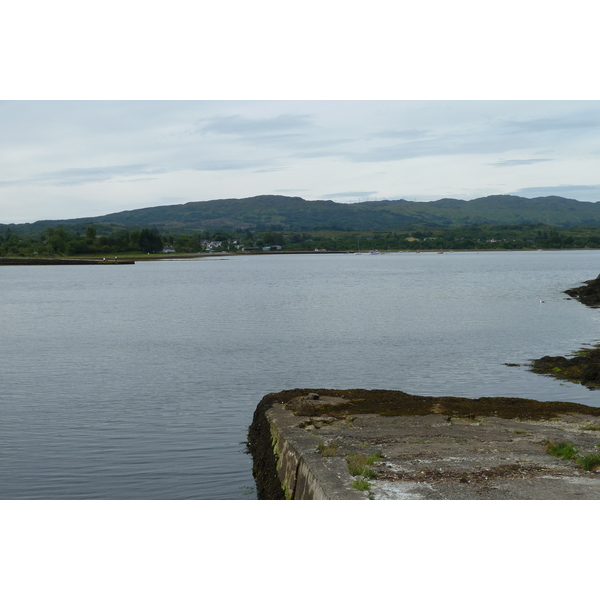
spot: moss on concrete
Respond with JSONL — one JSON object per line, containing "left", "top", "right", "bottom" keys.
{"left": 276, "top": 388, "right": 600, "bottom": 420}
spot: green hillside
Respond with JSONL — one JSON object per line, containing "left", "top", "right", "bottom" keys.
{"left": 4, "top": 194, "right": 600, "bottom": 236}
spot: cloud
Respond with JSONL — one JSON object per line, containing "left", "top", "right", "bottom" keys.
{"left": 345, "top": 138, "right": 475, "bottom": 163}
{"left": 3, "top": 101, "right": 600, "bottom": 223}
{"left": 514, "top": 184, "right": 600, "bottom": 201}
{"left": 344, "top": 125, "right": 567, "bottom": 163}
{"left": 501, "top": 116, "right": 600, "bottom": 132}
{"left": 342, "top": 125, "right": 530, "bottom": 163}
{"left": 254, "top": 167, "right": 288, "bottom": 173}
{"left": 491, "top": 158, "right": 553, "bottom": 167}
{"left": 0, "top": 156, "right": 283, "bottom": 190}
{"left": 197, "top": 113, "right": 313, "bottom": 136}
{"left": 321, "top": 191, "right": 378, "bottom": 199}
{"left": 372, "top": 128, "right": 430, "bottom": 139}
{"left": 158, "top": 196, "right": 187, "bottom": 204}
{"left": 342, "top": 107, "right": 600, "bottom": 165}
{"left": 0, "top": 164, "right": 166, "bottom": 188}
{"left": 190, "top": 158, "right": 277, "bottom": 172}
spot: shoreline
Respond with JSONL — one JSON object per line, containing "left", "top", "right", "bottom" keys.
{"left": 529, "top": 273, "right": 600, "bottom": 387}
{"left": 0, "top": 257, "right": 135, "bottom": 265}
{"left": 2, "top": 247, "right": 597, "bottom": 265}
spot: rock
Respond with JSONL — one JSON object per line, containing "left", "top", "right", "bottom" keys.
{"left": 285, "top": 395, "right": 319, "bottom": 415}
{"left": 564, "top": 274, "right": 600, "bottom": 307}
{"left": 581, "top": 363, "right": 600, "bottom": 384}
{"left": 530, "top": 347, "right": 600, "bottom": 388}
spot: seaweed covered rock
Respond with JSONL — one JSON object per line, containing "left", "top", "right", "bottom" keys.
{"left": 530, "top": 274, "right": 600, "bottom": 388}
{"left": 581, "top": 362, "right": 600, "bottom": 385}
{"left": 530, "top": 347, "right": 600, "bottom": 388}
{"left": 565, "top": 274, "right": 600, "bottom": 307}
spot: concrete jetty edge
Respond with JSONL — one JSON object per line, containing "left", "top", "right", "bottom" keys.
{"left": 248, "top": 391, "right": 367, "bottom": 500}
{"left": 247, "top": 389, "right": 600, "bottom": 500}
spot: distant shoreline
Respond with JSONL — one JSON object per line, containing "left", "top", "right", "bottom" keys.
{"left": 0, "top": 257, "right": 134, "bottom": 265}
{"left": 1, "top": 247, "right": 597, "bottom": 266}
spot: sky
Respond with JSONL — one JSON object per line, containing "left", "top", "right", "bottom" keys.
{"left": 2, "top": 3, "right": 599, "bottom": 225}
{"left": 2, "top": 2, "right": 599, "bottom": 225}
{"left": 2, "top": 99, "right": 600, "bottom": 224}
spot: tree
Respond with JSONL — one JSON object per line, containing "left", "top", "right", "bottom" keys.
{"left": 138, "top": 227, "right": 163, "bottom": 253}
{"left": 47, "top": 228, "right": 69, "bottom": 254}
{"left": 263, "top": 231, "right": 284, "bottom": 245}
{"left": 85, "top": 226, "right": 97, "bottom": 241}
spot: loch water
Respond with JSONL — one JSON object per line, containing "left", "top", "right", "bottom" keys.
{"left": 2, "top": 250, "right": 600, "bottom": 499}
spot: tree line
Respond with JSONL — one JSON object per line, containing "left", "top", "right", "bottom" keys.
{"left": 4, "top": 223, "right": 600, "bottom": 257}
{"left": 0, "top": 226, "right": 165, "bottom": 256}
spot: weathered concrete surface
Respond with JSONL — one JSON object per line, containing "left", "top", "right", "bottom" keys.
{"left": 248, "top": 389, "right": 600, "bottom": 500}
{"left": 266, "top": 402, "right": 366, "bottom": 500}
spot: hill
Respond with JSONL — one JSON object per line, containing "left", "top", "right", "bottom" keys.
{"left": 4, "top": 194, "right": 600, "bottom": 236}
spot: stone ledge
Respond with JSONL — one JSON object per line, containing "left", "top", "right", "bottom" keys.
{"left": 248, "top": 389, "right": 600, "bottom": 500}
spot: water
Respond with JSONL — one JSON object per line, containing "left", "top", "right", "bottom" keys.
{"left": 2, "top": 250, "right": 600, "bottom": 499}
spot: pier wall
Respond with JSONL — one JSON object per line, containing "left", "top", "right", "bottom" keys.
{"left": 247, "top": 392, "right": 365, "bottom": 500}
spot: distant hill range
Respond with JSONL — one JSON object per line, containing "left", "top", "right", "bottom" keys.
{"left": 5, "top": 194, "right": 600, "bottom": 235}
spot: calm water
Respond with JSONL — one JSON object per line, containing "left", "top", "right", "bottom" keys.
{"left": 2, "top": 250, "right": 600, "bottom": 499}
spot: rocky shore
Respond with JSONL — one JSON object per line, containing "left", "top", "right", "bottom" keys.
{"left": 564, "top": 273, "right": 600, "bottom": 307}
{"left": 530, "top": 348, "right": 600, "bottom": 388}
{"left": 529, "top": 274, "right": 600, "bottom": 387}
{"left": 248, "top": 389, "right": 600, "bottom": 500}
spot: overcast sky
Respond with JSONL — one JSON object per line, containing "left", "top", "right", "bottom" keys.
{"left": 3, "top": 2, "right": 599, "bottom": 225}
{"left": 1, "top": 100, "right": 599, "bottom": 224}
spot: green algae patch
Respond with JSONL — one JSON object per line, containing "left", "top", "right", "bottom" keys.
{"left": 530, "top": 346, "right": 600, "bottom": 389}
{"left": 275, "top": 388, "right": 600, "bottom": 421}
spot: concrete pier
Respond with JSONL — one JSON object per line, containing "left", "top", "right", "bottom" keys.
{"left": 248, "top": 389, "right": 600, "bottom": 500}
